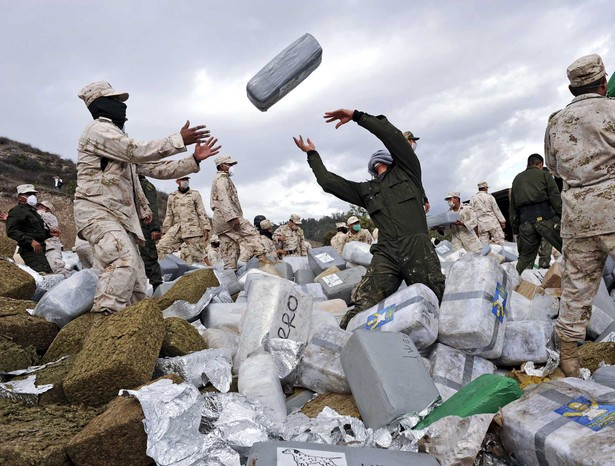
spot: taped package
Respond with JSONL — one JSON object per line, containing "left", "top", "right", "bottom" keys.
{"left": 307, "top": 246, "right": 346, "bottom": 275}
{"left": 346, "top": 283, "right": 439, "bottom": 350}
{"left": 501, "top": 378, "right": 615, "bottom": 465}
{"left": 438, "top": 256, "right": 510, "bottom": 359}
{"left": 495, "top": 320, "right": 554, "bottom": 366}
{"left": 238, "top": 352, "right": 287, "bottom": 423}
{"left": 296, "top": 324, "right": 352, "bottom": 394}
{"left": 342, "top": 241, "right": 373, "bottom": 266}
{"left": 317, "top": 266, "right": 367, "bottom": 304}
{"left": 428, "top": 343, "right": 496, "bottom": 401}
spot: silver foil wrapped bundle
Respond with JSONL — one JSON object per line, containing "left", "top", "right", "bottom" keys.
{"left": 156, "top": 349, "right": 232, "bottom": 392}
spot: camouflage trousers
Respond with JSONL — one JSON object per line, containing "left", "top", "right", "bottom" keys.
{"left": 478, "top": 226, "right": 505, "bottom": 245}
{"left": 341, "top": 233, "right": 446, "bottom": 329}
{"left": 515, "top": 217, "right": 562, "bottom": 274}
{"left": 81, "top": 221, "right": 147, "bottom": 314}
{"left": 45, "top": 247, "right": 66, "bottom": 274}
{"left": 557, "top": 233, "right": 615, "bottom": 343}
{"left": 219, "top": 218, "right": 267, "bottom": 270}
{"left": 157, "top": 233, "right": 207, "bottom": 264}
{"left": 538, "top": 237, "right": 553, "bottom": 269}
{"left": 73, "top": 238, "right": 93, "bottom": 269}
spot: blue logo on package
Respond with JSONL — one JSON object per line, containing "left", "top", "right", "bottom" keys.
{"left": 492, "top": 282, "right": 507, "bottom": 322}
{"left": 365, "top": 304, "right": 395, "bottom": 330}
{"left": 554, "top": 396, "right": 615, "bottom": 431}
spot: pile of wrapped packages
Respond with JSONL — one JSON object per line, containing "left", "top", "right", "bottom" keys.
{"left": 2, "top": 240, "right": 615, "bottom": 466}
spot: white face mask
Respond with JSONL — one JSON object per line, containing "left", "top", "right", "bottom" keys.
{"left": 179, "top": 180, "right": 189, "bottom": 190}
{"left": 27, "top": 195, "right": 37, "bottom": 206}
{"left": 447, "top": 200, "right": 455, "bottom": 208}
{"left": 410, "top": 141, "right": 417, "bottom": 151}
{"left": 228, "top": 166, "right": 235, "bottom": 177}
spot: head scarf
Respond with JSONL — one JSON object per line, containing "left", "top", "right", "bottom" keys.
{"left": 367, "top": 150, "right": 394, "bottom": 177}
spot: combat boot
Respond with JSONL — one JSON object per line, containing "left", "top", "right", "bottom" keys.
{"left": 559, "top": 340, "right": 581, "bottom": 378}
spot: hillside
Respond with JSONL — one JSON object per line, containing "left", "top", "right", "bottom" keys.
{"left": 0, "top": 137, "right": 169, "bottom": 250}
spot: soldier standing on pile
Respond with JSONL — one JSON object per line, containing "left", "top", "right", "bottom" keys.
{"left": 345, "top": 216, "right": 373, "bottom": 245}
{"left": 294, "top": 108, "right": 445, "bottom": 329}
{"left": 439, "top": 191, "right": 482, "bottom": 254}
{"left": 330, "top": 222, "right": 349, "bottom": 255}
{"left": 545, "top": 54, "right": 615, "bottom": 377}
{"left": 6, "top": 184, "right": 58, "bottom": 273}
{"left": 509, "top": 153, "right": 563, "bottom": 275}
{"left": 273, "top": 214, "right": 308, "bottom": 256}
{"left": 75, "top": 80, "right": 212, "bottom": 315}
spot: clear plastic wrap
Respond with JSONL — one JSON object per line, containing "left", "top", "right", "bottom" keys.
{"left": 342, "top": 241, "right": 373, "bottom": 266}
{"left": 162, "top": 286, "right": 232, "bottom": 322}
{"left": 495, "top": 320, "right": 554, "bottom": 366}
{"left": 204, "top": 328, "right": 240, "bottom": 357}
{"left": 32, "top": 268, "right": 100, "bottom": 327}
{"left": 238, "top": 353, "right": 287, "bottom": 423}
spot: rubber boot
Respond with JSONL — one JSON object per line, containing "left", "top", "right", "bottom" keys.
{"left": 559, "top": 341, "right": 581, "bottom": 378}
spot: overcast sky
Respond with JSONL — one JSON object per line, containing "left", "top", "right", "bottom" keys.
{"left": 1, "top": 1, "right": 613, "bottom": 223}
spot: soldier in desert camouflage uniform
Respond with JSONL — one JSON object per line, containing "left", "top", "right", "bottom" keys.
{"left": 75, "top": 80, "right": 211, "bottom": 314}
{"left": 440, "top": 191, "right": 482, "bottom": 254}
{"left": 345, "top": 215, "right": 373, "bottom": 245}
{"left": 157, "top": 176, "right": 212, "bottom": 264}
{"left": 258, "top": 219, "right": 279, "bottom": 257}
{"left": 210, "top": 154, "right": 266, "bottom": 270}
{"left": 330, "top": 222, "right": 348, "bottom": 255}
{"left": 470, "top": 182, "right": 506, "bottom": 245}
{"left": 273, "top": 214, "right": 307, "bottom": 256}
{"left": 545, "top": 54, "right": 615, "bottom": 377}
{"left": 205, "top": 235, "right": 222, "bottom": 266}
{"left": 36, "top": 201, "right": 67, "bottom": 274}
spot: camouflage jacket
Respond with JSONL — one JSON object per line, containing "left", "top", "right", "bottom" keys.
{"left": 469, "top": 191, "right": 505, "bottom": 232}
{"left": 345, "top": 228, "right": 373, "bottom": 245}
{"left": 163, "top": 189, "right": 211, "bottom": 239}
{"left": 330, "top": 231, "right": 348, "bottom": 255}
{"left": 39, "top": 210, "right": 63, "bottom": 250}
{"left": 444, "top": 205, "right": 482, "bottom": 253}
{"left": 210, "top": 171, "right": 243, "bottom": 234}
{"left": 273, "top": 223, "right": 306, "bottom": 255}
{"left": 74, "top": 117, "right": 186, "bottom": 241}
{"left": 545, "top": 94, "right": 615, "bottom": 238}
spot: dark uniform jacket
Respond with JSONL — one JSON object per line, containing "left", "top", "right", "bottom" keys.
{"left": 510, "top": 166, "right": 562, "bottom": 234}
{"left": 139, "top": 176, "right": 161, "bottom": 237}
{"left": 6, "top": 203, "right": 51, "bottom": 252}
{"left": 307, "top": 111, "right": 428, "bottom": 257}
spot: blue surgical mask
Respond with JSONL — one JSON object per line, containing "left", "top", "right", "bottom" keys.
{"left": 352, "top": 224, "right": 361, "bottom": 232}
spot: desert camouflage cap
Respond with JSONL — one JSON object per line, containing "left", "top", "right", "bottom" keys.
{"left": 16, "top": 184, "right": 37, "bottom": 195}
{"left": 78, "top": 81, "right": 129, "bottom": 107}
{"left": 214, "top": 154, "right": 237, "bottom": 167}
{"left": 39, "top": 201, "right": 55, "bottom": 213}
{"left": 347, "top": 215, "right": 360, "bottom": 225}
{"left": 477, "top": 181, "right": 489, "bottom": 189}
{"left": 567, "top": 54, "right": 606, "bottom": 88}
{"left": 402, "top": 130, "right": 420, "bottom": 141}
{"left": 335, "top": 222, "right": 346, "bottom": 229}
{"left": 290, "top": 213, "right": 302, "bottom": 225}
{"left": 260, "top": 219, "right": 272, "bottom": 230}
{"left": 444, "top": 191, "right": 461, "bottom": 200}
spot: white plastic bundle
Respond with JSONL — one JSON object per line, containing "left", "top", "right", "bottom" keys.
{"left": 32, "top": 268, "right": 100, "bottom": 327}
{"left": 296, "top": 324, "right": 352, "bottom": 394}
{"left": 495, "top": 320, "right": 554, "bottom": 366}
{"left": 308, "top": 310, "right": 339, "bottom": 342}
{"left": 234, "top": 277, "right": 313, "bottom": 371}
{"left": 438, "top": 256, "right": 510, "bottom": 359}
{"left": 203, "top": 328, "right": 240, "bottom": 358}
{"left": 342, "top": 241, "right": 373, "bottom": 266}
{"left": 346, "top": 284, "right": 439, "bottom": 350}
{"left": 508, "top": 291, "right": 559, "bottom": 322}
{"left": 428, "top": 343, "right": 496, "bottom": 401}
{"left": 238, "top": 353, "right": 287, "bottom": 423}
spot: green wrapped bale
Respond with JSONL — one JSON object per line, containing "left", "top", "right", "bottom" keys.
{"left": 0, "top": 337, "right": 39, "bottom": 372}
{"left": 63, "top": 299, "right": 165, "bottom": 407}
{"left": 0, "top": 297, "right": 58, "bottom": 351}
{"left": 161, "top": 317, "right": 206, "bottom": 357}
{"left": 0, "top": 236, "right": 17, "bottom": 257}
{"left": 415, "top": 374, "right": 523, "bottom": 430}
{"left": 0, "top": 259, "right": 36, "bottom": 300}
{"left": 42, "top": 312, "right": 104, "bottom": 363}
{"left": 156, "top": 268, "right": 219, "bottom": 310}
{"left": 12, "top": 356, "right": 75, "bottom": 406}
{"left": 579, "top": 341, "right": 615, "bottom": 372}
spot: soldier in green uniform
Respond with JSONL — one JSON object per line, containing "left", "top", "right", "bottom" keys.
{"left": 6, "top": 184, "right": 57, "bottom": 273}
{"left": 509, "top": 154, "right": 563, "bottom": 274}
{"left": 294, "top": 108, "right": 445, "bottom": 328}
{"left": 138, "top": 175, "right": 163, "bottom": 291}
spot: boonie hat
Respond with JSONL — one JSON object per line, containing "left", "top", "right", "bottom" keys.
{"left": 290, "top": 213, "right": 302, "bottom": 225}
{"left": 78, "top": 81, "right": 129, "bottom": 107}
{"left": 214, "top": 154, "right": 237, "bottom": 167}
{"left": 567, "top": 54, "right": 606, "bottom": 88}
{"left": 402, "top": 130, "right": 420, "bottom": 141}
{"left": 177, "top": 176, "right": 190, "bottom": 181}
{"left": 260, "top": 219, "right": 272, "bottom": 230}
{"left": 347, "top": 216, "right": 360, "bottom": 225}
{"left": 477, "top": 181, "right": 489, "bottom": 189}
{"left": 39, "top": 201, "right": 55, "bottom": 213}
{"left": 444, "top": 191, "right": 461, "bottom": 200}
{"left": 17, "top": 184, "right": 37, "bottom": 195}
{"left": 335, "top": 222, "right": 346, "bottom": 229}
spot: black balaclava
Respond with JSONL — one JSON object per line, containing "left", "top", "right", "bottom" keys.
{"left": 261, "top": 229, "right": 273, "bottom": 239}
{"left": 88, "top": 97, "right": 127, "bottom": 129}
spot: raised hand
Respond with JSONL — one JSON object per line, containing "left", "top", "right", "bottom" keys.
{"left": 194, "top": 137, "right": 222, "bottom": 161}
{"left": 293, "top": 135, "right": 316, "bottom": 153}
{"left": 180, "top": 120, "right": 210, "bottom": 145}
{"left": 323, "top": 109, "right": 353, "bottom": 129}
